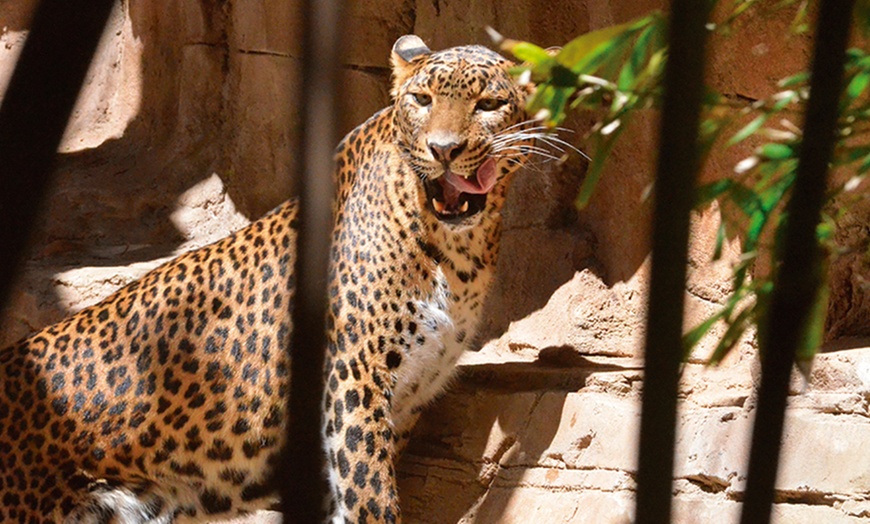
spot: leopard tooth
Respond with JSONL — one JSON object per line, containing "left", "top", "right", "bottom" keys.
{"left": 459, "top": 200, "right": 469, "bottom": 213}
{"left": 432, "top": 198, "right": 446, "bottom": 214}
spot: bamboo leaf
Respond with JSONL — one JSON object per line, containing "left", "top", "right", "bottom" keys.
{"left": 778, "top": 70, "right": 809, "bottom": 88}
{"left": 816, "top": 219, "right": 835, "bottom": 243}
{"left": 708, "top": 305, "right": 755, "bottom": 365}
{"left": 760, "top": 169, "right": 796, "bottom": 212}
{"left": 759, "top": 143, "right": 794, "bottom": 160}
{"left": 727, "top": 183, "right": 763, "bottom": 217}
{"left": 713, "top": 219, "right": 727, "bottom": 261}
{"left": 617, "top": 23, "right": 655, "bottom": 90}
{"left": 843, "top": 145, "right": 870, "bottom": 163}
{"left": 847, "top": 70, "right": 870, "bottom": 100}
{"left": 557, "top": 15, "right": 654, "bottom": 72}
{"left": 728, "top": 114, "right": 770, "bottom": 146}
{"left": 745, "top": 211, "right": 766, "bottom": 253}
{"left": 528, "top": 84, "right": 577, "bottom": 125}
{"left": 696, "top": 179, "right": 733, "bottom": 206}
{"left": 550, "top": 65, "right": 580, "bottom": 88}
{"left": 772, "top": 92, "right": 799, "bottom": 111}
{"left": 575, "top": 134, "right": 618, "bottom": 208}
{"left": 636, "top": 48, "right": 667, "bottom": 89}
{"left": 683, "top": 304, "right": 732, "bottom": 356}
{"left": 502, "top": 40, "right": 556, "bottom": 67}
{"left": 597, "top": 32, "right": 638, "bottom": 80}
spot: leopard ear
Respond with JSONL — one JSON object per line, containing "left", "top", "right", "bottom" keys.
{"left": 392, "top": 35, "right": 431, "bottom": 64}
{"left": 391, "top": 35, "right": 431, "bottom": 95}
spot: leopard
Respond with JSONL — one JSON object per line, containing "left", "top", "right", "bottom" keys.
{"left": 0, "top": 34, "right": 541, "bottom": 523}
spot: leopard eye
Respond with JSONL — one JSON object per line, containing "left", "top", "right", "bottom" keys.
{"left": 411, "top": 93, "right": 432, "bottom": 106}
{"left": 475, "top": 98, "right": 507, "bottom": 112}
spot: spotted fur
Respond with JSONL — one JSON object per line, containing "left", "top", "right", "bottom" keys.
{"left": 0, "top": 35, "right": 533, "bottom": 523}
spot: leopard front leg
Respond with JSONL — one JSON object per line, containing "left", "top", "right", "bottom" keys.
{"left": 324, "top": 350, "right": 401, "bottom": 524}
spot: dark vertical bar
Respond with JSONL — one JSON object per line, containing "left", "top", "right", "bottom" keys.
{"left": 280, "top": 0, "right": 343, "bottom": 521}
{"left": 0, "top": 0, "right": 116, "bottom": 308}
{"left": 739, "top": 3, "right": 854, "bottom": 523}
{"left": 634, "top": 2, "right": 712, "bottom": 523}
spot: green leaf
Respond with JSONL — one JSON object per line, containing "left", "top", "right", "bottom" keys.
{"left": 726, "top": 183, "right": 763, "bottom": 217}
{"left": 501, "top": 40, "right": 560, "bottom": 83}
{"left": 683, "top": 304, "right": 732, "bottom": 357}
{"left": 713, "top": 219, "right": 727, "bottom": 261}
{"left": 759, "top": 143, "right": 794, "bottom": 160}
{"left": 846, "top": 47, "right": 867, "bottom": 63}
{"left": 617, "top": 23, "right": 656, "bottom": 91}
{"left": 527, "top": 83, "right": 577, "bottom": 125}
{"left": 816, "top": 219, "right": 835, "bottom": 243}
{"left": 743, "top": 169, "right": 795, "bottom": 252}
{"left": 759, "top": 169, "right": 796, "bottom": 213}
{"left": 847, "top": 71, "right": 870, "bottom": 100}
{"left": 789, "top": 1, "right": 812, "bottom": 35}
{"left": 745, "top": 211, "right": 767, "bottom": 253}
{"left": 772, "top": 92, "right": 798, "bottom": 111}
{"left": 696, "top": 179, "right": 733, "bottom": 206}
{"left": 755, "top": 158, "right": 797, "bottom": 189}
{"left": 843, "top": 145, "right": 870, "bottom": 163}
{"left": 708, "top": 305, "right": 755, "bottom": 365}
{"left": 728, "top": 0, "right": 755, "bottom": 22}
{"left": 728, "top": 114, "right": 768, "bottom": 146}
{"left": 550, "top": 65, "right": 580, "bottom": 88}
{"left": 778, "top": 71, "right": 809, "bottom": 88}
{"left": 731, "top": 256, "right": 756, "bottom": 299}
{"left": 597, "top": 32, "right": 640, "bottom": 80}
{"left": 557, "top": 15, "right": 654, "bottom": 72}
{"left": 638, "top": 48, "right": 667, "bottom": 88}
{"left": 504, "top": 41, "right": 556, "bottom": 66}
{"left": 575, "top": 134, "right": 618, "bottom": 208}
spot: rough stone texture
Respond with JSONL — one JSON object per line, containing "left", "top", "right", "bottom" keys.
{"left": 397, "top": 347, "right": 870, "bottom": 523}
{"left": 0, "top": 173, "right": 250, "bottom": 345}
{"left": 1, "top": 1, "right": 869, "bottom": 523}
{"left": 825, "top": 174, "right": 870, "bottom": 343}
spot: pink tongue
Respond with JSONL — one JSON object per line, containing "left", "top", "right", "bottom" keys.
{"left": 443, "top": 158, "right": 497, "bottom": 195}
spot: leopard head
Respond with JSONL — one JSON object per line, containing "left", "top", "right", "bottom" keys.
{"left": 390, "top": 35, "right": 533, "bottom": 225}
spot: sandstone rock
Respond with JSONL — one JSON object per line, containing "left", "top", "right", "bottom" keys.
{"left": 223, "top": 50, "right": 299, "bottom": 215}
{"left": 825, "top": 190, "right": 870, "bottom": 342}
{"left": 0, "top": 174, "right": 248, "bottom": 347}
{"left": 343, "top": 0, "right": 415, "bottom": 68}
{"left": 490, "top": 269, "right": 646, "bottom": 358}
{"left": 399, "top": 347, "right": 870, "bottom": 523}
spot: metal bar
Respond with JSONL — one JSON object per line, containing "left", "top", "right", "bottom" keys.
{"left": 739, "top": 3, "right": 854, "bottom": 523}
{"left": 0, "top": 0, "right": 116, "bottom": 308}
{"left": 280, "top": 0, "right": 343, "bottom": 521}
{"left": 634, "top": 2, "right": 712, "bottom": 523}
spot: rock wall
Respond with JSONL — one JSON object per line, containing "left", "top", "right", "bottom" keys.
{"left": 1, "top": 1, "right": 869, "bottom": 523}
{"left": 399, "top": 346, "right": 870, "bottom": 523}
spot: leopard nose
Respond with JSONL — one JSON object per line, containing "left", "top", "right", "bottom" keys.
{"left": 427, "top": 138, "right": 467, "bottom": 163}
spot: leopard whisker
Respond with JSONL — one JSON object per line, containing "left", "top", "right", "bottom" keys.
{"left": 493, "top": 146, "right": 563, "bottom": 163}
{"left": 491, "top": 127, "right": 552, "bottom": 145}
{"left": 494, "top": 130, "right": 591, "bottom": 162}
{"left": 492, "top": 141, "right": 557, "bottom": 156}
{"left": 497, "top": 119, "right": 545, "bottom": 134}
{"left": 495, "top": 134, "right": 568, "bottom": 153}
{"left": 500, "top": 144, "right": 559, "bottom": 157}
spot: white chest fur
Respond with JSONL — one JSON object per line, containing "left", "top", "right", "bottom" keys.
{"left": 390, "top": 265, "right": 490, "bottom": 431}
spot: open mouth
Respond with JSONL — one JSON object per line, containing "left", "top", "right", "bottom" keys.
{"left": 423, "top": 158, "right": 497, "bottom": 222}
